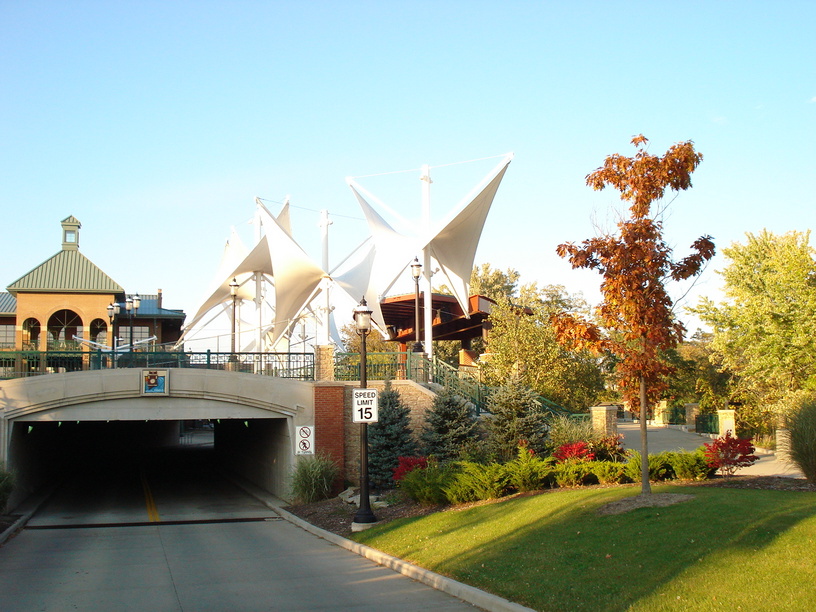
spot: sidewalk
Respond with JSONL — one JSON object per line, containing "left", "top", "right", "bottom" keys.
{"left": 617, "top": 421, "right": 805, "bottom": 479}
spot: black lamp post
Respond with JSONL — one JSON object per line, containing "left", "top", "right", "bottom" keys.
{"left": 107, "top": 302, "right": 120, "bottom": 367}
{"left": 353, "top": 297, "right": 377, "bottom": 526}
{"left": 410, "top": 257, "right": 424, "bottom": 353}
{"left": 229, "top": 277, "right": 239, "bottom": 356}
{"left": 125, "top": 294, "right": 141, "bottom": 355}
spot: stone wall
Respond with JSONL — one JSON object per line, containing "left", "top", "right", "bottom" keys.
{"left": 342, "top": 380, "right": 436, "bottom": 485}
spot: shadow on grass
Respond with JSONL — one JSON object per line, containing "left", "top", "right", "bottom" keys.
{"left": 354, "top": 484, "right": 816, "bottom": 611}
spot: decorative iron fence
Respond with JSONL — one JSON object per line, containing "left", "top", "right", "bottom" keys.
{"left": 695, "top": 413, "right": 719, "bottom": 435}
{"left": 0, "top": 350, "right": 314, "bottom": 380}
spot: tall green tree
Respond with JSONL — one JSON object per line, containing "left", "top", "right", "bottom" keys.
{"left": 553, "top": 135, "right": 715, "bottom": 494}
{"left": 433, "top": 263, "right": 521, "bottom": 364}
{"left": 692, "top": 230, "right": 816, "bottom": 415}
{"left": 482, "top": 286, "right": 604, "bottom": 411}
{"left": 420, "top": 387, "right": 478, "bottom": 461}
{"left": 368, "top": 381, "right": 418, "bottom": 488}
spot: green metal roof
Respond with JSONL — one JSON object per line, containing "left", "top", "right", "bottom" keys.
{"left": 0, "top": 292, "right": 16, "bottom": 315}
{"left": 6, "top": 249, "right": 124, "bottom": 295}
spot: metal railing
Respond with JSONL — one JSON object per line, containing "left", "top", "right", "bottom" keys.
{"left": 334, "top": 351, "right": 491, "bottom": 413}
{"left": 0, "top": 350, "right": 314, "bottom": 380}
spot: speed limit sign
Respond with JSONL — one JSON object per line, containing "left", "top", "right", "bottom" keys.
{"left": 352, "top": 388, "right": 379, "bottom": 423}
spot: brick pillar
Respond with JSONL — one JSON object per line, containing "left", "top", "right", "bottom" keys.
{"left": 590, "top": 405, "right": 618, "bottom": 437}
{"left": 315, "top": 345, "right": 335, "bottom": 381}
{"left": 313, "top": 383, "right": 346, "bottom": 493}
{"left": 685, "top": 403, "right": 700, "bottom": 432}
{"left": 717, "top": 409, "right": 736, "bottom": 437}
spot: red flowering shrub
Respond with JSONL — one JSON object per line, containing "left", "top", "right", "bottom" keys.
{"left": 553, "top": 441, "right": 595, "bottom": 462}
{"left": 393, "top": 456, "right": 428, "bottom": 483}
{"left": 703, "top": 431, "right": 759, "bottom": 477}
{"left": 588, "top": 434, "right": 627, "bottom": 462}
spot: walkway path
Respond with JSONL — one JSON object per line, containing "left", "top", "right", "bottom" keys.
{"left": 617, "top": 421, "right": 804, "bottom": 478}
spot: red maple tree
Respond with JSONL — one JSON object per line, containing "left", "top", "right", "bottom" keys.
{"left": 553, "top": 135, "right": 715, "bottom": 493}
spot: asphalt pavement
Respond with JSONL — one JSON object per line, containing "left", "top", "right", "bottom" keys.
{"left": 617, "top": 420, "right": 805, "bottom": 478}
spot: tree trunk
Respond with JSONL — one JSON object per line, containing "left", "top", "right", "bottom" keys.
{"left": 640, "top": 376, "right": 651, "bottom": 495}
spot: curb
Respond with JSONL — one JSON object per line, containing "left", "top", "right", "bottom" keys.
{"left": 273, "top": 505, "right": 535, "bottom": 612}
{"left": 229, "top": 477, "right": 534, "bottom": 612}
{"left": 0, "top": 487, "right": 53, "bottom": 547}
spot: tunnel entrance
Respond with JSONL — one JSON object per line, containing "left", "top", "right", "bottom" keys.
{"left": 6, "top": 417, "right": 293, "bottom": 511}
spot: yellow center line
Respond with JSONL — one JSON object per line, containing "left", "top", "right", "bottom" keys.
{"left": 140, "top": 468, "right": 161, "bottom": 522}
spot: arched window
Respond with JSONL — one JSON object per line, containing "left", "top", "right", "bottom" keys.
{"left": 47, "top": 310, "right": 82, "bottom": 350}
{"left": 90, "top": 318, "right": 108, "bottom": 347}
{"left": 22, "top": 318, "right": 41, "bottom": 350}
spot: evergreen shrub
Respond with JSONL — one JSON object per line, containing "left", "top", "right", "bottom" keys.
{"left": 368, "top": 381, "right": 418, "bottom": 488}
{"left": 444, "top": 461, "right": 508, "bottom": 503}
{"left": 398, "top": 459, "right": 456, "bottom": 506}
{"left": 504, "top": 444, "right": 555, "bottom": 492}
{"left": 484, "top": 380, "right": 549, "bottom": 461}
{"left": 421, "top": 387, "right": 478, "bottom": 461}
{"left": 624, "top": 451, "right": 673, "bottom": 482}
{"left": 588, "top": 460, "right": 626, "bottom": 484}
{"left": 553, "top": 461, "right": 597, "bottom": 487}
{"left": 667, "top": 448, "right": 714, "bottom": 481}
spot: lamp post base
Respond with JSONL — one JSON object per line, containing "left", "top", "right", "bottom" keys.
{"left": 351, "top": 520, "right": 378, "bottom": 532}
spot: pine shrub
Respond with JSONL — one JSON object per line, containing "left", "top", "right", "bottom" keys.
{"left": 444, "top": 461, "right": 508, "bottom": 503}
{"left": 289, "top": 453, "right": 340, "bottom": 503}
{"left": 484, "top": 380, "right": 550, "bottom": 461}
{"left": 504, "top": 444, "right": 554, "bottom": 492}
{"left": 667, "top": 448, "right": 714, "bottom": 481}
{"left": 420, "top": 387, "right": 479, "bottom": 461}
{"left": 624, "top": 451, "right": 673, "bottom": 482}
{"left": 368, "top": 381, "right": 418, "bottom": 489}
{"left": 552, "top": 461, "right": 597, "bottom": 487}
{"left": 588, "top": 460, "right": 626, "bottom": 485}
{"left": 398, "top": 459, "right": 455, "bottom": 506}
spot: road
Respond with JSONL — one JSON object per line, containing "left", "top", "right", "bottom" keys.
{"left": 0, "top": 445, "right": 482, "bottom": 611}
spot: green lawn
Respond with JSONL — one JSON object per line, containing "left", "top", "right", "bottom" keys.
{"left": 352, "top": 484, "right": 816, "bottom": 611}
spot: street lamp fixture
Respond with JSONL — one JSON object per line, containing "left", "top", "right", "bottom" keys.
{"left": 352, "top": 297, "right": 377, "bottom": 526}
{"left": 410, "top": 257, "right": 424, "bottom": 353}
{"left": 125, "top": 294, "right": 141, "bottom": 355}
{"left": 107, "top": 302, "right": 121, "bottom": 363}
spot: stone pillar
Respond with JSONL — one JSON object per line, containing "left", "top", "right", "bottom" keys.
{"left": 654, "top": 400, "right": 669, "bottom": 425}
{"left": 685, "top": 403, "right": 700, "bottom": 432}
{"left": 717, "top": 409, "right": 736, "bottom": 437}
{"left": 775, "top": 428, "right": 791, "bottom": 461}
{"left": 314, "top": 345, "right": 335, "bottom": 381}
{"left": 590, "top": 405, "right": 618, "bottom": 437}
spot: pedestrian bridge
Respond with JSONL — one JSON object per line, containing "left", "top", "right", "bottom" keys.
{"left": 0, "top": 367, "right": 338, "bottom": 511}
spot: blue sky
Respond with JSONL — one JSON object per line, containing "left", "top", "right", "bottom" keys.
{"left": 2, "top": 1, "right": 814, "bottom": 336}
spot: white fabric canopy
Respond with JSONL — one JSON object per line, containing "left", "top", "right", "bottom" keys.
{"left": 336, "top": 154, "right": 512, "bottom": 325}
{"left": 423, "top": 157, "right": 512, "bottom": 315}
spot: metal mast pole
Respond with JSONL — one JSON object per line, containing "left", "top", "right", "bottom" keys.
{"left": 420, "top": 164, "right": 434, "bottom": 361}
